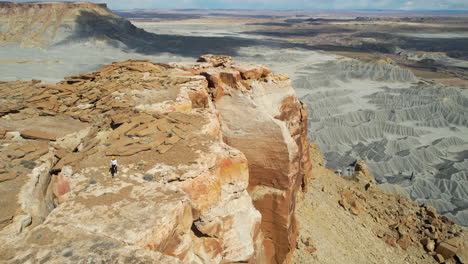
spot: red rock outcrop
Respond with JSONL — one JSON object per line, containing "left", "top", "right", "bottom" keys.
{"left": 175, "top": 55, "right": 312, "bottom": 263}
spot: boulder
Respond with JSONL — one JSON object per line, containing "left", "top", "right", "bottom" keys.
{"left": 349, "top": 199, "right": 365, "bottom": 215}
{"left": 436, "top": 237, "right": 463, "bottom": 260}
{"left": 427, "top": 240, "right": 436, "bottom": 252}
{"left": 197, "top": 54, "right": 232, "bottom": 67}
{"left": 435, "top": 254, "right": 445, "bottom": 263}
{"left": 20, "top": 129, "right": 57, "bottom": 141}
{"left": 339, "top": 198, "right": 350, "bottom": 210}
{"left": 421, "top": 237, "right": 436, "bottom": 252}
{"left": 397, "top": 234, "right": 412, "bottom": 250}
{"left": 0, "top": 171, "right": 17, "bottom": 182}
{"left": 426, "top": 206, "right": 438, "bottom": 218}
{"left": 52, "top": 152, "right": 85, "bottom": 170}
{"left": 457, "top": 232, "right": 468, "bottom": 263}
{"left": 234, "top": 63, "right": 272, "bottom": 80}
{"left": 354, "top": 160, "right": 374, "bottom": 183}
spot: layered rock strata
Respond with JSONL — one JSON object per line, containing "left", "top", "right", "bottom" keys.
{"left": 175, "top": 55, "right": 311, "bottom": 263}
{"left": 0, "top": 56, "right": 311, "bottom": 263}
{"left": 0, "top": 2, "right": 127, "bottom": 47}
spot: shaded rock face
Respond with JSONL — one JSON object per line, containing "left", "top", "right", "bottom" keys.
{"left": 175, "top": 55, "right": 312, "bottom": 263}
{"left": 0, "top": 2, "right": 129, "bottom": 47}
{"left": 0, "top": 2, "right": 261, "bottom": 59}
{"left": 0, "top": 57, "right": 310, "bottom": 263}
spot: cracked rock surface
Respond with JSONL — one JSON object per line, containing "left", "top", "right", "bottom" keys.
{"left": 0, "top": 56, "right": 311, "bottom": 264}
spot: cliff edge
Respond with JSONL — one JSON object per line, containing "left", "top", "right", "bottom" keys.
{"left": 0, "top": 56, "right": 466, "bottom": 264}
{"left": 0, "top": 55, "right": 310, "bottom": 264}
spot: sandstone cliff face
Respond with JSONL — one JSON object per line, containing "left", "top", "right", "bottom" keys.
{"left": 0, "top": 56, "right": 311, "bottom": 263}
{"left": 175, "top": 55, "right": 312, "bottom": 263}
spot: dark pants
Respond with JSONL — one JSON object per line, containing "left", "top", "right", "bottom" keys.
{"left": 110, "top": 165, "right": 117, "bottom": 177}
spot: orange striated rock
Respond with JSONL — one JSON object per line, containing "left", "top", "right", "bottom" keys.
{"left": 175, "top": 55, "right": 311, "bottom": 263}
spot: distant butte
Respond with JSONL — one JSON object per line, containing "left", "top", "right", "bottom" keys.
{"left": 0, "top": 2, "right": 108, "bottom": 9}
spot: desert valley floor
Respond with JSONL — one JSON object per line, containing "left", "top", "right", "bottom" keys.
{"left": 1, "top": 6, "right": 467, "bottom": 226}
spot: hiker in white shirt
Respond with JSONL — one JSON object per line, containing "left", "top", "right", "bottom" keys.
{"left": 110, "top": 156, "right": 118, "bottom": 178}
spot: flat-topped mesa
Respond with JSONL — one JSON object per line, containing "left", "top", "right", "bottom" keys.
{"left": 0, "top": 2, "right": 108, "bottom": 9}
{"left": 0, "top": 56, "right": 311, "bottom": 264}
{"left": 0, "top": 1, "right": 125, "bottom": 47}
{"left": 0, "top": 60, "right": 264, "bottom": 263}
{"left": 175, "top": 55, "right": 312, "bottom": 263}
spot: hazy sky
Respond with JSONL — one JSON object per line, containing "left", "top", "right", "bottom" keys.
{"left": 9, "top": 0, "right": 468, "bottom": 10}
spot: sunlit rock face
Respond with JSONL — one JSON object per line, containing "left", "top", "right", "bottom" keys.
{"left": 0, "top": 56, "right": 310, "bottom": 264}
{"left": 175, "top": 54, "right": 312, "bottom": 263}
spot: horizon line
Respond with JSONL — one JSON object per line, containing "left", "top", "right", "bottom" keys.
{"left": 113, "top": 8, "right": 468, "bottom": 12}
{"left": 3, "top": 2, "right": 468, "bottom": 12}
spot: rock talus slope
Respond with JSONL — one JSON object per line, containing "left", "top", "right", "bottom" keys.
{"left": 293, "top": 143, "right": 468, "bottom": 264}
{"left": 0, "top": 56, "right": 310, "bottom": 263}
